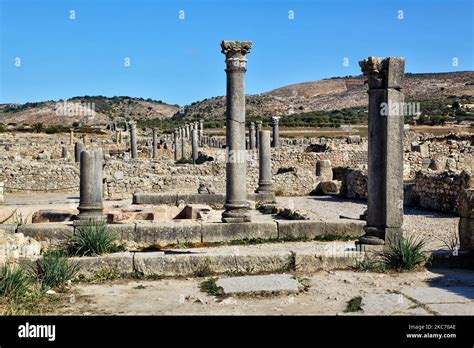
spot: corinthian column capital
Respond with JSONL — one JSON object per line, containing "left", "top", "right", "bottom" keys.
{"left": 221, "top": 40, "right": 253, "bottom": 72}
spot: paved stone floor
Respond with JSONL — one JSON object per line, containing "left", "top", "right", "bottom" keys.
{"left": 52, "top": 268, "right": 474, "bottom": 315}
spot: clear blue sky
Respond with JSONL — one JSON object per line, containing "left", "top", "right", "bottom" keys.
{"left": 0, "top": 0, "right": 472, "bottom": 106}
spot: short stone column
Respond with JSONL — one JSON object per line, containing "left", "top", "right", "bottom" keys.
{"left": 0, "top": 182, "right": 4, "bottom": 204}
{"left": 192, "top": 129, "right": 198, "bottom": 164}
{"left": 249, "top": 122, "right": 256, "bottom": 150}
{"left": 181, "top": 134, "right": 187, "bottom": 159}
{"left": 459, "top": 188, "right": 474, "bottom": 251}
{"left": 221, "top": 40, "right": 252, "bottom": 223}
{"left": 316, "top": 160, "right": 333, "bottom": 181}
{"left": 129, "top": 121, "right": 138, "bottom": 159}
{"left": 77, "top": 149, "right": 104, "bottom": 222}
{"left": 255, "top": 121, "right": 262, "bottom": 149}
{"left": 256, "top": 130, "right": 273, "bottom": 193}
{"left": 74, "top": 142, "right": 85, "bottom": 163}
{"left": 357, "top": 57, "right": 405, "bottom": 246}
{"left": 152, "top": 128, "right": 158, "bottom": 159}
{"left": 61, "top": 146, "right": 68, "bottom": 159}
{"left": 271, "top": 117, "right": 280, "bottom": 148}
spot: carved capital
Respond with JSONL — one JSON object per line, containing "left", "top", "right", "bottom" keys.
{"left": 221, "top": 40, "right": 252, "bottom": 72}
{"left": 359, "top": 56, "right": 405, "bottom": 89}
{"left": 271, "top": 116, "right": 280, "bottom": 125}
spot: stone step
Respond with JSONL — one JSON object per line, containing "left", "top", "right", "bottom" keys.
{"left": 71, "top": 241, "right": 364, "bottom": 277}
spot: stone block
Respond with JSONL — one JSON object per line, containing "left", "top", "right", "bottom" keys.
{"left": 277, "top": 221, "right": 326, "bottom": 239}
{"left": 32, "top": 210, "right": 77, "bottom": 223}
{"left": 18, "top": 223, "right": 74, "bottom": 246}
{"left": 107, "top": 223, "right": 137, "bottom": 241}
{"left": 135, "top": 221, "right": 201, "bottom": 245}
{"left": 73, "top": 252, "right": 134, "bottom": 276}
{"left": 201, "top": 221, "right": 277, "bottom": 243}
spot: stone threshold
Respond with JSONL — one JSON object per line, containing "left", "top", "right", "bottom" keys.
{"left": 14, "top": 220, "right": 365, "bottom": 246}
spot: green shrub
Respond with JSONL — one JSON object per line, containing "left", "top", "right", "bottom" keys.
{"left": 345, "top": 296, "right": 362, "bottom": 312}
{"left": 0, "top": 265, "right": 32, "bottom": 300}
{"left": 381, "top": 236, "right": 429, "bottom": 271}
{"left": 69, "top": 221, "right": 123, "bottom": 256}
{"left": 355, "top": 255, "right": 386, "bottom": 273}
{"left": 199, "top": 278, "right": 224, "bottom": 296}
{"left": 31, "top": 250, "right": 80, "bottom": 290}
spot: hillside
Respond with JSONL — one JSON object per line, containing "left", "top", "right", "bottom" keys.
{"left": 176, "top": 71, "right": 474, "bottom": 120}
{"left": 0, "top": 96, "right": 179, "bottom": 126}
{"left": 1, "top": 72, "right": 472, "bottom": 126}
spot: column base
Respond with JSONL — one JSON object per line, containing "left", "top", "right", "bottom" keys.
{"left": 221, "top": 203, "right": 251, "bottom": 223}
{"left": 357, "top": 226, "right": 403, "bottom": 245}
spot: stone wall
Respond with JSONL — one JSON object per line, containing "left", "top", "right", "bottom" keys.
{"left": 340, "top": 168, "right": 472, "bottom": 214}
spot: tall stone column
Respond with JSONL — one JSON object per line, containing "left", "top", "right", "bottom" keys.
{"left": 459, "top": 188, "right": 474, "bottom": 251}
{"left": 181, "top": 134, "right": 186, "bottom": 159}
{"left": 255, "top": 121, "right": 262, "bottom": 149}
{"left": 174, "top": 130, "right": 179, "bottom": 161}
{"left": 357, "top": 57, "right": 405, "bottom": 246}
{"left": 184, "top": 124, "right": 189, "bottom": 138}
{"left": 271, "top": 117, "right": 280, "bottom": 148}
{"left": 77, "top": 149, "right": 104, "bottom": 222}
{"left": 199, "top": 119, "right": 204, "bottom": 141}
{"left": 69, "top": 130, "right": 74, "bottom": 145}
{"left": 74, "top": 142, "right": 85, "bottom": 163}
{"left": 256, "top": 130, "right": 273, "bottom": 193}
{"left": 192, "top": 129, "right": 198, "bottom": 164}
{"left": 249, "top": 122, "right": 256, "bottom": 150}
{"left": 129, "top": 121, "right": 138, "bottom": 159}
{"left": 152, "top": 128, "right": 158, "bottom": 159}
{"left": 221, "top": 40, "right": 252, "bottom": 223}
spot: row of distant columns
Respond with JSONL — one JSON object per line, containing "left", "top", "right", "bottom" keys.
{"left": 247, "top": 118, "right": 279, "bottom": 150}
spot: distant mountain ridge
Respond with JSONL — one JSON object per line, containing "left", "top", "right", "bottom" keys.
{"left": 1, "top": 71, "right": 473, "bottom": 125}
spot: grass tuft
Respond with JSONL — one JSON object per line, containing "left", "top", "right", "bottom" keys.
{"left": 68, "top": 221, "right": 124, "bottom": 256}
{"left": 381, "top": 236, "right": 429, "bottom": 272}
{"left": 31, "top": 250, "right": 80, "bottom": 290}
{"left": 0, "top": 264, "right": 32, "bottom": 300}
{"left": 199, "top": 278, "right": 224, "bottom": 296}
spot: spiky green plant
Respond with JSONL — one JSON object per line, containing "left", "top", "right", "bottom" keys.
{"left": 69, "top": 221, "right": 123, "bottom": 256}
{"left": 0, "top": 264, "right": 32, "bottom": 300}
{"left": 31, "top": 250, "right": 80, "bottom": 290}
{"left": 381, "top": 236, "right": 429, "bottom": 271}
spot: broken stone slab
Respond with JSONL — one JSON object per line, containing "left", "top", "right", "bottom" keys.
{"left": 201, "top": 221, "right": 277, "bottom": 243}
{"left": 0, "top": 229, "right": 41, "bottom": 263}
{"left": 320, "top": 180, "right": 341, "bottom": 195}
{"left": 174, "top": 204, "right": 212, "bottom": 220}
{"left": 361, "top": 293, "right": 424, "bottom": 315}
{"left": 32, "top": 210, "right": 77, "bottom": 223}
{"left": 216, "top": 274, "right": 300, "bottom": 294}
{"left": 401, "top": 287, "right": 474, "bottom": 304}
